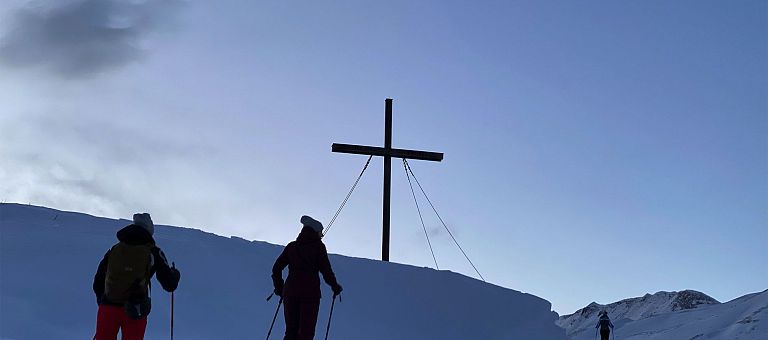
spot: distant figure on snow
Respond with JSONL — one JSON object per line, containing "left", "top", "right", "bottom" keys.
{"left": 272, "top": 215, "right": 343, "bottom": 340}
{"left": 595, "top": 310, "right": 614, "bottom": 340}
{"left": 93, "top": 213, "right": 181, "bottom": 340}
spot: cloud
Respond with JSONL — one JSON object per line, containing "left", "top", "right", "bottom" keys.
{"left": 0, "top": 0, "right": 182, "bottom": 78}
{"left": 0, "top": 109, "right": 217, "bottom": 222}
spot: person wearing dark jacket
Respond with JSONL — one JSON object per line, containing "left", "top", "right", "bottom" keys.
{"left": 93, "top": 213, "right": 181, "bottom": 340}
{"left": 595, "top": 310, "right": 614, "bottom": 340}
{"left": 272, "top": 215, "right": 343, "bottom": 340}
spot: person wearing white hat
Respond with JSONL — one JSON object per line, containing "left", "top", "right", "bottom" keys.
{"left": 92, "top": 213, "right": 181, "bottom": 340}
{"left": 272, "top": 215, "right": 343, "bottom": 340}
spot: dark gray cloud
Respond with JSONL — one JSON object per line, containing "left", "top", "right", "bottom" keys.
{"left": 0, "top": 0, "right": 182, "bottom": 77}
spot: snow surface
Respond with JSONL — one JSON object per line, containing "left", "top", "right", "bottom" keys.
{"left": 0, "top": 204, "right": 567, "bottom": 339}
{"left": 559, "top": 290, "right": 767, "bottom": 340}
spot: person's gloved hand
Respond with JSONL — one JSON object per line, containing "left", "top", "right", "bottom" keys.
{"left": 274, "top": 285, "right": 283, "bottom": 297}
{"left": 332, "top": 284, "right": 343, "bottom": 297}
{"left": 171, "top": 267, "right": 181, "bottom": 282}
{"left": 167, "top": 262, "right": 181, "bottom": 292}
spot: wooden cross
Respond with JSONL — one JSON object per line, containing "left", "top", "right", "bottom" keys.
{"left": 332, "top": 98, "right": 443, "bottom": 261}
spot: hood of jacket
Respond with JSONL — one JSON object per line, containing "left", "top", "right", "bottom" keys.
{"left": 295, "top": 226, "right": 321, "bottom": 244}
{"left": 116, "top": 224, "right": 156, "bottom": 246}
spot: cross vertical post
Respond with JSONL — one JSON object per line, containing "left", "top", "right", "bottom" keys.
{"left": 382, "top": 98, "right": 393, "bottom": 261}
{"left": 332, "top": 98, "right": 443, "bottom": 262}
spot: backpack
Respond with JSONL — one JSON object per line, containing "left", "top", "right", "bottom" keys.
{"left": 599, "top": 318, "right": 611, "bottom": 331}
{"left": 104, "top": 242, "right": 153, "bottom": 318}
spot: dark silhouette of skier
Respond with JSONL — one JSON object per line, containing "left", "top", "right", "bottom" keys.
{"left": 93, "top": 213, "right": 181, "bottom": 340}
{"left": 595, "top": 310, "right": 614, "bottom": 340}
{"left": 272, "top": 215, "right": 343, "bottom": 340}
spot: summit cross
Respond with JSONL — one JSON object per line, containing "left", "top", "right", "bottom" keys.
{"left": 332, "top": 98, "right": 443, "bottom": 262}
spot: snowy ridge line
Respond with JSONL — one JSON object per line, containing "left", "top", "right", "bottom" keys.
{"left": 0, "top": 203, "right": 568, "bottom": 340}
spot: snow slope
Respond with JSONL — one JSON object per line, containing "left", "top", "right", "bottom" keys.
{"left": 559, "top": 290, "right": 767, "bottom": 340}
{"left": 0, "top": 203, "right": 567, "bottom": 340}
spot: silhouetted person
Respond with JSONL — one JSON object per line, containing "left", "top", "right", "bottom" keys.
{"left": 596, "top": 310, "right": 614, "bottom": 340}
{"left": 93, "top": 213, "right": 181, "bottom": 340}
{"left": 272, "top": 215, "right": 343, "bottom": 340}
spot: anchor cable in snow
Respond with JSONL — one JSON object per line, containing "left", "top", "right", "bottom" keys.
{"left": 323, "top": 155, "right": 373, "bottom": 236}
{"left": 403, "top": 159, "right": 486, "bottom": 282}
{"left": 403, "top": 159, "right": 439, "bottom": 270}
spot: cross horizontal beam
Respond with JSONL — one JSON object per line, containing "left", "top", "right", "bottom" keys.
{"left": 332, "top": 143, "right": 443, "bottom": 162}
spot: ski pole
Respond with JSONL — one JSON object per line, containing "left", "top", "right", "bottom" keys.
{"left": 266, "top": 294, "right": 283, "bottom": 340}
{"left": 171, "top": 262, "right": 175, "bottom": 340}
{"left": 594, "top": 328, "right": 598, "bottom": 340}
{"left": 170, "top": 291, "right": 175, "bottom": 340}
{"left": 324, "top": 294, "right": 339, "bottom": 340}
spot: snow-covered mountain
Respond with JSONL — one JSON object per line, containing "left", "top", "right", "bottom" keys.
{"left": 0, "top": 203, "right": 567, "bottom": 340}
{"left": 558, "top": 290, "right": 720, "bottom": 335}
{"left": 558, "top": 290, "right": 767, "bottom": 340}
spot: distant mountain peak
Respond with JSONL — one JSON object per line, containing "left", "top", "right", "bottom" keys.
{"left": 561, "top": 290, "right": 768, "bottom": 340}
{"left": 557, "top": 290, "right": 721, "bottom": 338}
{"left": 671, "top": 290, "right": 720, "bottom": 310}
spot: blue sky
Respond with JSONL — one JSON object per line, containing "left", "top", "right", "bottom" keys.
{"left": 0, "top": 0, "right": 765, "bottom": 314}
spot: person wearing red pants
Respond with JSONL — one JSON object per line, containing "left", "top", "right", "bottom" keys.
{"left": 272, "top": 215, "right": 343, "bottom": 340}
{"left": 93, "top": 213, "right": 181, "bottom": 340}
{"left": 95, "top": 305, "right": 147, "bottom": 340}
